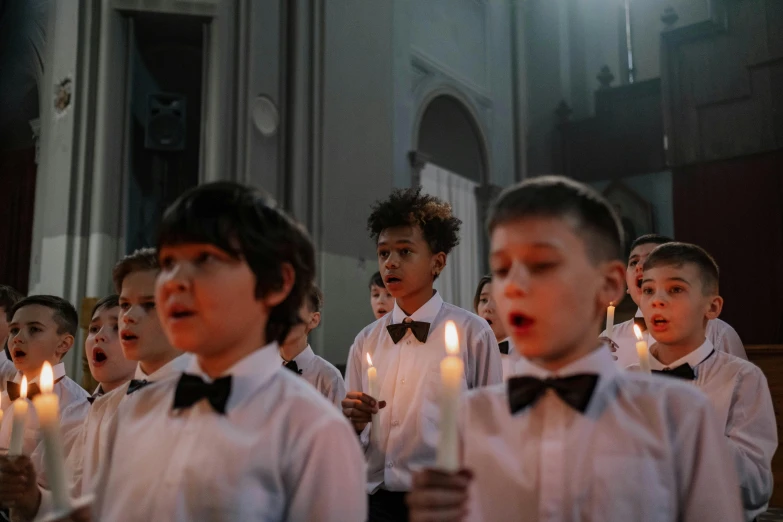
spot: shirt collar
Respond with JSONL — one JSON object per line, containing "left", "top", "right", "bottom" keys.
{"left": 186, "top": 342, "right": 278, "bottom": 385}
{"left": 512, "top": 344, "right": 618, "bottom": 384}
{"left": 92, "top": 385, "right": 104, "bottom": 398}
{"left": 15, "top": 362, "right": 66, "bottom": 385}
{"left": 135, "top": 353, "right": 191, "bottom": 381}
{"left": 278, "top": 345, "right": 316, "bottom": 369}
{"left": 635, "top": 307, "right": 643, "bottom": 318}
{"left": 391, "top": 291, "right": 443, "bottom": 325}
{"left": 648, "top": 338, "right": 714, "bottom": 370}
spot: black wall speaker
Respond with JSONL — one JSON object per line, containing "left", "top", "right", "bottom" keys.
{"left": 145, "top": 93, "right": 186, "bottom": 151}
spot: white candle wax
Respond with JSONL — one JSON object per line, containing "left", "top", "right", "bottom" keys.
{"left": 605, "top": 304, "right": 616, "bottom": 338}
{"left": 9, "top": 377, "right": 29, "bottom": 456}
{"left": 32, "top": 362, "right": 70, "bottom": 512}
{"left": 366, "top": 353, "right": 381, "bottom": 448}
{"left": 436, "top": 321, "right": 463, "bottom": 472}
{"left": 633, "top": 324, "right": 651, "bottom": 373}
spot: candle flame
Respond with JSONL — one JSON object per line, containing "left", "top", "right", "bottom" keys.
{"left": 633, "top": 324, "right": 643, "bottom": 341}
{"left": 40, "top": 361, "right": 54, "bottom": 394}
{"left": 366, "top": 353, "right": 373, "bottom": 366}
{"left": 445, "top": 321, "right": 459, "bottom": 355}
{"left": 20, "top": 376, "right": 27, "bottom": 400}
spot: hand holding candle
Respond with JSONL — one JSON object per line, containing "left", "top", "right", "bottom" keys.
{"left": 9, "top": 376, "right": 29, "bottom": 456}
{"left": 32, "top": 361, "right": 71, "bottom": 513}
{"left": 605, "top": 303, "right": 616, "bottom": 339}
{"left": 633, "top": 324, "right": 651, "bottom": 373}
{"left": 436, "top": 321, "right": 463, "bottom": 472}
{"left": 366, "top": 353, "right": 381, "bottom": 448}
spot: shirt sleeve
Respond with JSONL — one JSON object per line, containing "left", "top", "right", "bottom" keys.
{"left": 724, "top": 367, "right": 777, "bottom": 517}
{"left": 327, "top": 371, "right": 347, "bottom": 410}
{"left": 713, "top": 322, "right": 748, "bottom": 360}
{"left": 285, "top": 415, "right": 368, "bottom": 522}
{"left": 675, "top": 391, "right": 745, "bottom": 522}
{"left": 344, "top": 337, "right": 371, "bottom": 450}
{"left": 468, "top": 328, "right": 504, "bottom": 388}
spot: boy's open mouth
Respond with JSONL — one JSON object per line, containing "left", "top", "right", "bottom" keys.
{"left": 509, "top": 313, "right": 534, "bottom": 330}
{"left": 12, "top": 349, "right": 26, "bottom": 360}
{"left": 92, "top": 348, "right": 108, "bottom": 364}
{"left": 120, "top": 330, "right": 138, "bottom": 342}
{"left": 376, "top": 308, "right": 388, "bottom": 315}
{"left": 485, "top": 318, "right": 493, "bottom": 326}
{"left": 169, "top": 304, "right": 196, "bottom": 320}
{"left": 636, "top": 276, "right": 643, "bottom": 288}
{"left": 651, "top": 315, "right": 669, "bottom": 327}
{"left": 384, "top": 276, "right": 402, "bottom": 285}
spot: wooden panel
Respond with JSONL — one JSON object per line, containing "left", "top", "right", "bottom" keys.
{"left": 747, "top": 345, "right": 783, "bottom": 507}
{"left": 661, "top": 0, "right": 783, "bottom": 167}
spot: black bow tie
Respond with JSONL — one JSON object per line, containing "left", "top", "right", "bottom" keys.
{"left": 508, "top": 374, "right": 599, "bottom": 414}
{"left": 498, "top": 341, "right": 510, "bottom": 355}
{"left": 283, "top": 360, "right": 303, "bottom": 375}
{"left": 387, "top": 321, "right": 430, "bottom": 344}
{"left": 127, "top": 379, "right": 151, "bottom": 395}
{"left": 633, "top": 317, "right": 647, "bottom": 333}
{"left": 6, "top": 381, "right": 40, "bottom": 401}
{"left": 653, "top": 363, "right": 695, "bottom": 380}
{"left": 173, "top": 373, "right": 232, "bottom": 414}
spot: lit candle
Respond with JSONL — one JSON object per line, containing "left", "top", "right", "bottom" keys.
{"left": 32, "top": 362, "right": 70, "bottom": 512}
{"left": 436, "top": 321, "right": 463, "bottom": 472}
{"left": 366, "top": 353, "right": 381, "bottom": 448}
{"left": 633, "top": 324, "right": 651, "bottom": 373}
{"left": 605, "top": 303, "right": 616, "bottom": 339}
{"left": 8, "top": 376, "right": 29, "bottom": 456}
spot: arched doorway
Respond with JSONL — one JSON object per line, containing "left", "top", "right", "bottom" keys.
{"left": 413, "top": 93, "right": 488, "bottom": 310}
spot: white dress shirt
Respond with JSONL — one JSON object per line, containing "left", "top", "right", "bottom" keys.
{"left": 460, "top": 345, "right": 744, "bottom": 522}
{"left": 602, "top": 308, "right": 748, "bottom": 368}
{"left": 345, "top": 291, "right": 503, "bottom": 493}
{"left": 278, "top": 345, "right": 346, "bottom": 408}
{"left": 0, "top": 363, "right": 89, "bottom": 457}
{"left": 95, "top": 343, "right": 367, "bottom": 522}
{"left": 647, "top": 340, "right": 776, "bottom": 521}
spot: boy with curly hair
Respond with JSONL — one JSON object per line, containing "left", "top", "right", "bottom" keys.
{"left": 342, "top": 187, "right": 503, "bottom": 522}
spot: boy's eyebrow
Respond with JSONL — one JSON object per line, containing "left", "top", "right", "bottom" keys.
{"left": 9, "top": 320, "right": 45, "bottom": 328}
{"left": 641, "top": 276, "right": 692, "bottom": 285}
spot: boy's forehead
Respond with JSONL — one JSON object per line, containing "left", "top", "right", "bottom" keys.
{"left": 11, "top": 304, "right": 57, "bottom": 324}
{"left": 629, "top": 242, "right": 659, "bottom": 259}
{"left": 490, "top": 216, "right": 577, "bottom": 252}
{"left": 378, "top": 225, "right": 424, "bottom": 244}
{"left": 644, "top": 262, "right": 700, "bottom": 281}
{"left": 121, "top": 269, "right": 159, "bottom": 296}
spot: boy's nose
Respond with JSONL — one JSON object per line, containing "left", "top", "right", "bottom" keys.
{"left": 503, "top": 263, "right": 530, "bottom": 297}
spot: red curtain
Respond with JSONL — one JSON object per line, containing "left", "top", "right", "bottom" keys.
{"left": 673, "top": 150, "right": 783, "bottom": 345}
{"left": 0, "top": 147, "right": 37, "bottom": 295}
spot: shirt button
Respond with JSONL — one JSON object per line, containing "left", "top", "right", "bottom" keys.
{"left": 392, "top": 420, "right": 399, "bottom": 426}
{"left": 401, "top": 379, "right": 405, "bottom": 384}
{"left": 387, "top": 462, "right": 394, "bottom": 468}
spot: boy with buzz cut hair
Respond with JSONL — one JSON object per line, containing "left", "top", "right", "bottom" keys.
{"left": 0, "top": 296, "right": 90, "bottom": 451}
{"left": 369, "top": 271, "right": 393, "bottom": 320}
{"left": 640, "top": 242, "right": 776, "bottom": 521}
{"left": 602, "top": 233, "right": 747, "bottom": 368}
{"left": 278, "top": 283, "right": 346, "bottom": 407}
{"left": 93, "top": 181, "right": 366, "bottom": 521}
{"left": 343, "top": 187, "right": 502, "bottom": 521}
{"left": 407, "top": 176, "right": 743, "bottom": 522}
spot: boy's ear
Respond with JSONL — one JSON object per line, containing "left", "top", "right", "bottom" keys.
{"left": 705, "top": 295, "right": 723, "bottom": 321}
{"left": 55, "top": 333, "right": 75, "bottom": 359}
{"left": 431, "top": 252, "right": 447, "bottom": 278}
{"left": 262, "top": 263, "right": 296, "bottom": 308}
{"left": 600, "top": 260, "right": 627, "bottom": 308}
{"left": 309, "top": 311, "right": 321, "bottom": 330}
